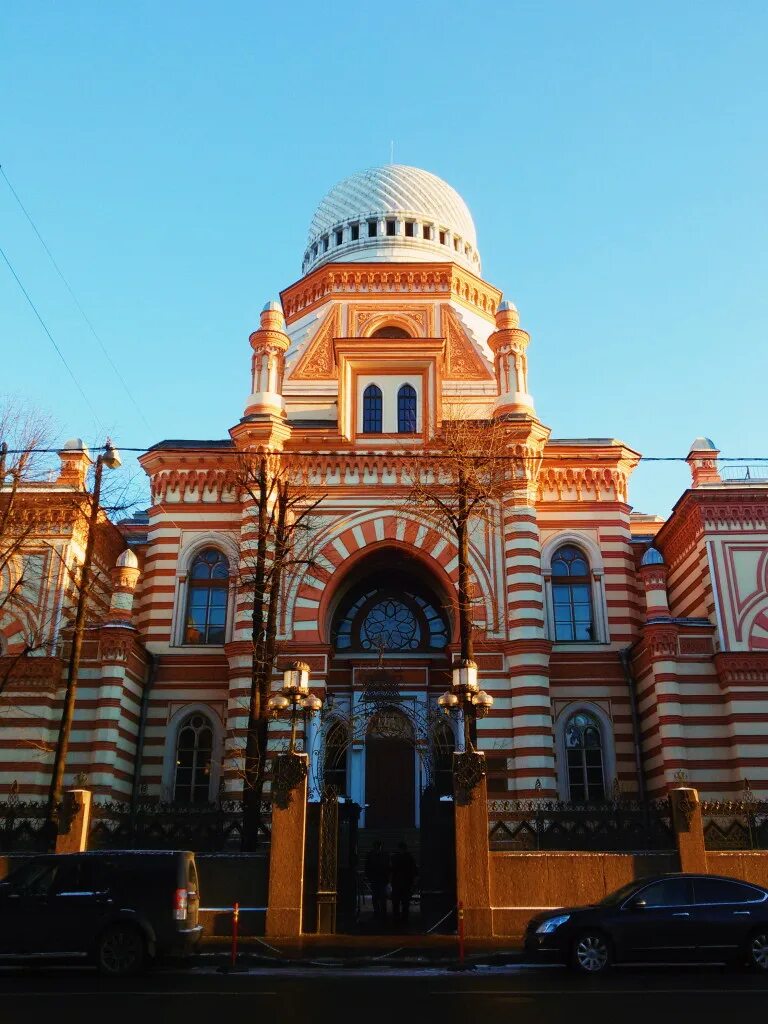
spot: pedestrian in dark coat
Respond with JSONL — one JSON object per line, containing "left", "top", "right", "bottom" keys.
{"left": 389, "top": 842, "right": 418, "bottom": 927}
{"left": 365, "top": 841, "right": 390, "bottom": 922}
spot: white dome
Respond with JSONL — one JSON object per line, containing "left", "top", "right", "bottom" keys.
{"left": 303, "top": 165, "right": 480, "bottom": 275}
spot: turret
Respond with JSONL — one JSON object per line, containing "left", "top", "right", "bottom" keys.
{"left": 686, "top": 437, "right": 721, "bottom": 487}
{"left": 244, "top": 301, "right": 290, "bottom": 418}
{"left": 487, "top": 301, "right": 535, "bottom": 416}
{"left": 639, "top": 546, "right": 671, "bottom": 619}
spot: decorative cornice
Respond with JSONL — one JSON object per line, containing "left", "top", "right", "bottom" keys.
{"left": 279, "top": 262, "right": 502, "bottom": 324}
{"left": 0, "top": 655, "right": 62, "bottom": 693}
{"left": 643, "top": 622, "right": 679, "bottom": 659}
{"left": 714, "top": 651, "right": 768, "bottom": 687}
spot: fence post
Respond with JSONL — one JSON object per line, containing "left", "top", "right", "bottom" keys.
{"left": 669, "top": 786, "right": 707, "bottom": 873}
{"left": 266, "top": 754, "right": 308, "bottom": 938}
{"left": 454, "top": 763, "right": 493, "bottom": 938}
{"left": 55, "top": 789, "right": 92, "bottom": 854}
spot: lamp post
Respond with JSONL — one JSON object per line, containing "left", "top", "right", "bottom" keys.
{"left": 267, "top": 661, "right": 323, "bottom": 753}
{"left": 46, "top": 440, "right": 122, "bottom": 836}
{"left": 437, "top": 658, "right": 493, "bottom": 753}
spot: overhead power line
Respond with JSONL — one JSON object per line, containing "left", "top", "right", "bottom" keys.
{"left": 0, "top": 243, "right": 104, "bottom": 429}
{"left": 0, "top": 164, "right": 154, "bottom": 435}
{"left": 2, "top": 445, "right": 768, "bottom": 463}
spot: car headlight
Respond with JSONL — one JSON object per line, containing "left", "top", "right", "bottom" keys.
{"left": 535, "top": 914, "right": 571, "bottom": 934}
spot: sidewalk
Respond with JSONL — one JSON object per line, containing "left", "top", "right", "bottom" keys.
{"left": 199, "top": 932, "right": 525, "bottom": 967}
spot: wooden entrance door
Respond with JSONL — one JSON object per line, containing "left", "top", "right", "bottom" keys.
{"left": 365, "top": 710, "right": 415, "bottom": 828}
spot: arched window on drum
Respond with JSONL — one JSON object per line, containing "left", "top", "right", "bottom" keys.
{"left": 185, "top": 548, "right": 229, "bottom": 645}
{"left": 551, "top": 544, "right": 594, "bottom": 642}
{"left": 362, "top": 384, "right": 383, "bottom": 434}
{"left": 564, "top": 711, "right": 605, "bottom": 802}
{"left": 397, "top": 384, "right": 417, "bottom": 434}
{"left": 173, "top": 712, "right": 214, "bottom": 804}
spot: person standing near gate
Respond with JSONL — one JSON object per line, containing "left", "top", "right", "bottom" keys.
{"left": 390, "top": 841, "right": 418, "bottom": 927}
{"left": 365, "top": 840, "right": 390, "bottom": 923}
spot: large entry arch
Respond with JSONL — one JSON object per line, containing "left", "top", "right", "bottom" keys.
{"left": 315, "top": 545, "right": 457, "bottom": 830}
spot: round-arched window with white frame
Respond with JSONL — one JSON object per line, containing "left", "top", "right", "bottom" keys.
{"left": 564, "top": 710, "right": 606, "bottom": 802}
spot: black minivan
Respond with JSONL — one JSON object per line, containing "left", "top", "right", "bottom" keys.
{"left": 0, "top": 850, "right": 201, "bottom": 975}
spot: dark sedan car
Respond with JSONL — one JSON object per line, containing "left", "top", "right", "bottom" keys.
{"left": 525, "top": 873, "right": 768, "bottom": 974}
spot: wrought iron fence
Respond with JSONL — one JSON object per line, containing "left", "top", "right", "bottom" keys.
{"left": 0, "top": 797, "right": 50, "bottom": 852}
{"left": 488, "top": 798, "right": 675, "bottom": 852}
{"left": 89, "top": 798, "right": 272, "bottom": 852}
{"left": 702, "top": 799, "right": 768, "bottom": 850}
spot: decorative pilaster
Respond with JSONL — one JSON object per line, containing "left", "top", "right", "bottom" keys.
{"left": 497, "top": 417, "right": 556, "bottom": 796}
{"left": 90, "top": 551, "right": 143, "bottom": 797}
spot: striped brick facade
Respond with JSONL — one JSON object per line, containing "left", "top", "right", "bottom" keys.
{"left": 3, "top": 178, "right": 768, "bottom": 813}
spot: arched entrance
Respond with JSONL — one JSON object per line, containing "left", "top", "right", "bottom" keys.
{"left": 365, "top": 708, "right": 415, "bottom": 828}
{"left": 324, "top": 547, "right": 454, "bottom": 829}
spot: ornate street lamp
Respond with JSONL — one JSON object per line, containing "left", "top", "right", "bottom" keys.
{"left": 438, "top": 658, "right": 494, "bottom": 753}
{"left": 438, "top": 658, "right": 493, "bottom": 796}
{"left": 267, "top": 661, "right": 323, "bottom": 753}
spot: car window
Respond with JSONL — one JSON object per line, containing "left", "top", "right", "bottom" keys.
{"left": 52, "top": 860, "right": 106, "bottom": 895}
{"left": 633, "top": 878, "right": 694, "bottom": 907}
{"left": 6, "top": 861, "right": 59, "bottom": 896}
{"left": 694, "top": 878, "right": 766, "bottom": 905}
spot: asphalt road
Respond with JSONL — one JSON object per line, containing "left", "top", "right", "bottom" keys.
{"left": 1, "top": 964, "right": 767, "bottom": 1024}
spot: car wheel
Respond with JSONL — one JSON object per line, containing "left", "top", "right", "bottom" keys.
{"left": 97, "top": 924, "right": 146, "bottom": 976}
{"left": 572, "top": 932, "right": 612, "bottom": 974}
{"left": 748, "top": 931, "right": 768, "bottom": 972}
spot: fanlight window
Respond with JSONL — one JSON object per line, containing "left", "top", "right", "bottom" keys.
{"left": 565, "top": 711, "right": 605, "bottom": 802}
{"left": 397, "top": 384, "right": 417, "bottom": 434}
{"left": 362, "top": 384, "right": 383, "bottom": 433}
{"left": 173, "top": 712, "right": 214, "bottom": 804}
{"left": 185, "top": 548, "right": 229, "bottom": 645}
{"left": 333, "top": 588, "right": 449, "bottom": 652}
{"left": 551, "top": 544, "right": 594, "bottom": 641}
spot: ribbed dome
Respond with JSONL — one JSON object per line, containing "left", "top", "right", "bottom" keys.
{"left": 303, "top": 165, "right": 480, "bottom": 275}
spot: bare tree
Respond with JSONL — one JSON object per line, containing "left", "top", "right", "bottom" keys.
{"left": 235, "top": 453, "right": 324, "bottom": 849}
{"left": 401, "top": 416, "right": 511, "bottom": 661}
{"left": 0, "top": 398, "right": 58, "bottom": 689}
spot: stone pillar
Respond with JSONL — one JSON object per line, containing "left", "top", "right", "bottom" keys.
{"left": 266, "top": 754, "right": 308, "bottom": 938}
{"left": 669, "top": 786, "right": 708, "bottom": 873}
{"left": 454, "top": 762, "right": 493, "bottom": 938}
{"left": 55, "top": 789, "right": 92, "bottom": 854}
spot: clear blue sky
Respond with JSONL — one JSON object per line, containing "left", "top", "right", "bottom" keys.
{"left": 2, "top": 1, "right": 767, "bottom": 516}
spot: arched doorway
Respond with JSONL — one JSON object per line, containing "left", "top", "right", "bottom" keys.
{"left": 365, "top": 707, "right": 415, "bottom": 828}
{"left": 326, "top": 548, "right": 453, "bottom": 829}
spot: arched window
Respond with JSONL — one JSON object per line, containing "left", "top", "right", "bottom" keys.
{"left": 362, "top": 384, "right": 383, "bottom": 434}
{"left": 397, "top": 384, "right": 417, "bottom": 434}
{"left": 565, "top": 711, "right": 605, "bottom": 802}
{"left": 323, "top": 720, "right": 349, "bottom": 795}
{"left": 173, "top": 712, "right": 214, "bottom": 804}
{"left": 185, "top": 548, "right": 229, "bottom": 645}
{"left": 551, "top": 544, "right": 594, "bottom": 641}
{"left": 333, "top": 588, "right": 449, "bottom": 652}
